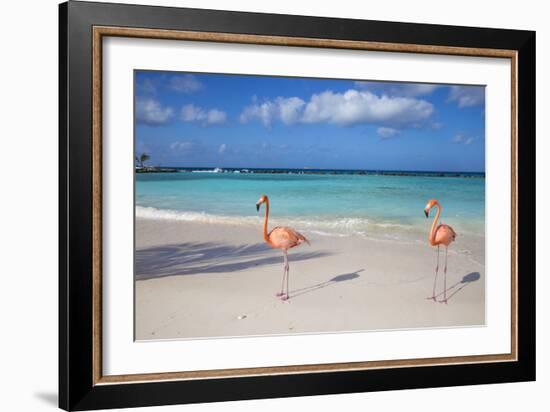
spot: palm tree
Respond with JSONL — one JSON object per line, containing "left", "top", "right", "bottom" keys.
{"left": 138, "top": 153, "right": 150, "bottom": 168}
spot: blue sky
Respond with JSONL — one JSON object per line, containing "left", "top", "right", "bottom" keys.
{"left": 135, "top": 71, "right": 485, "bottom": 172}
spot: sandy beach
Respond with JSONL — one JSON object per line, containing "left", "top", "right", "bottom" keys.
{"left": 135, "top": 217, "right": 485, "bottom": 340}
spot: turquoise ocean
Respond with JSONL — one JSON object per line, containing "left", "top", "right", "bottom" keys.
{"left": 136, "top": 168, "right": 485, "bottom": 246}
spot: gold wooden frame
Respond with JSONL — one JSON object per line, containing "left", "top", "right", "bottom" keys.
{"left": 92, "top": 26, "right": 518, "bottom": 386}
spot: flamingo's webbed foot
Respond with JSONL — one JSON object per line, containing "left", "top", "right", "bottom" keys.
{"left": 438, "top": 298, "right": 448, "bottom": 304}
{"left": 426, "top": 296, "right": 437, "bottom": 302}
{"left": 280, "top": 294, "right": 289, "bottom": 302}
{"left": 275, "top": 292, "right": 284, "bottom": 297}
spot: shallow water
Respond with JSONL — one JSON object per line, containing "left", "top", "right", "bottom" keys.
{"left": 136, "top": 170, "right": 485, "bottom": 245}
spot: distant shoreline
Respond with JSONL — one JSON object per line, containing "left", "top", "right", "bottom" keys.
{"left": 136, "top": 166, "right": 485, "bottom": 178}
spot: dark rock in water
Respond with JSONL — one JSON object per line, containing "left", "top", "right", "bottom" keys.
{"left": 136, "top": 167, "right": 179, "bottom": 173}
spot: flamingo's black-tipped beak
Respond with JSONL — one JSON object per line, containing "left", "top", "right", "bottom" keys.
{"left": 256, "top": 203, "right": 260, "bottom": 212}
{"left": 424, "top": 209, "right": 429, "bottom": 218}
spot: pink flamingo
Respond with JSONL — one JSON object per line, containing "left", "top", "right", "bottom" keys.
{"left": 256, "top": 195, "right": 309, "bottom": 301}
{"left": 424, "top": 199, "right": 456, "bottom": 304}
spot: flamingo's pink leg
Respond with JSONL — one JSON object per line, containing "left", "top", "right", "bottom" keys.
{"left": 427, "top": 246, "right": 440, "bottom": 301}
{"left": 277, "top": 251, "right": 290, "bottom": 300}
{"left": 439, "top": 247, "right": 449, "bottom": 304}
{"left": 284, "top": 251, "right": 290, "bottom": 301}
{"left": 276, "top": 256, "right": 286, "bottom": 297}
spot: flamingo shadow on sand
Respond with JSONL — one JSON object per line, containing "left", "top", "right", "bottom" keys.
{"left": 432, "top": 271, "right": 481, "bottom": 303}
{"left": 289, "top": 269, "right": 364, "bottom": 299}
{"left": 135, "top": 241, "right": 331, "bottom": 280}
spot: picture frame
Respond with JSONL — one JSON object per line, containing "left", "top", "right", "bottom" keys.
{"left": 59, "top": 1, "right": 536, "bottom": 410}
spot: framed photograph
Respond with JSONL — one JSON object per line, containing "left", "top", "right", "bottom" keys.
{"left": 59, "top": 1, "right": 536, "bottom": 410}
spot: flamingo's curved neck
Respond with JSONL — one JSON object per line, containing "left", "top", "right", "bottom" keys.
{"left": 429, "top": 202, "right": 441, "bottom": 245}
{"left": 263, "top": 198, "right": 270, "bottom": 243}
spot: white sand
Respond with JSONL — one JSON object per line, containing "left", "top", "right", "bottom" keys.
{"left": 135, "top": 218, "right": 485, "bottom": 340}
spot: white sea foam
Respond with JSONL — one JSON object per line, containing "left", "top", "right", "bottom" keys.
{"left": 306, "top": 230, "right": 349, "bottom": 238}
{"left": 136, "top": 206, "right": 417, "bottom": 237}
{"left": 190, "top": 167, "right": 224, "bottom": 173}
{"left": 136, "top": 206, "right": 258, "bottom": 226}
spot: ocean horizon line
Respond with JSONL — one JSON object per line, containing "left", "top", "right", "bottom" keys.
{"left": 136, "top": 165, "right": 485, "bottom": 177}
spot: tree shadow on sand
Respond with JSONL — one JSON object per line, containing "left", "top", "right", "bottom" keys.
{"left": 434, "top": 271, "right": 481, "bottom": 302}
{"left": 135, "top": 241, "right": 331, "bottom": 280}
{"left": 290, "top": 269, "right": 364, "bottom": 299}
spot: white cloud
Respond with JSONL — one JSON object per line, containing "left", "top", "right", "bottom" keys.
{"left": 218, "top": 143, "right": 226, "bottom": 154}
{"left": 452, "top": 134, "right": 475, "bottom": 145}
{"left": 206, "top": 109, "right": 227, "bottom": 125}
{"left": 355, "top": 82, "right": 439, "bottom": 97}
{"left": 278, "top": 97, "right": 306, "bottom": 125}
{"left": 240, "top": 89, "right": 433, "bottom": 129}
{"left": 302, "top": 89, "right": 433, "bottom": 126}
{"left": 181, "top": 104, "right": 227, "bottom": 125}
{"left": 240, "top": 97, "right": 305, "bottom": 126}
{"left": 240, "top": 102, "right": 274, "bottom": 126}
{"left": 181, "top": 104, "right": 201, "bottom": 122}
{"left": 170, "top": 141, "right": 193, "bottom": 151}
{"left": 405, "top": 84, "right": 440, "bottom": 96}
{"left": 169, "top": 74, "right": 203, "bottom": 93}
{"left": 448, "top": 86, "right": 485, "bottom": 108}
{"left": 377, "top": 127, "right": 400, "bottom": 138}
{"left": 136, "top": 97, "right": 174, "bottom": 125}
{"left": 452, "top": 134, "right": 463, "bottom": 143}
